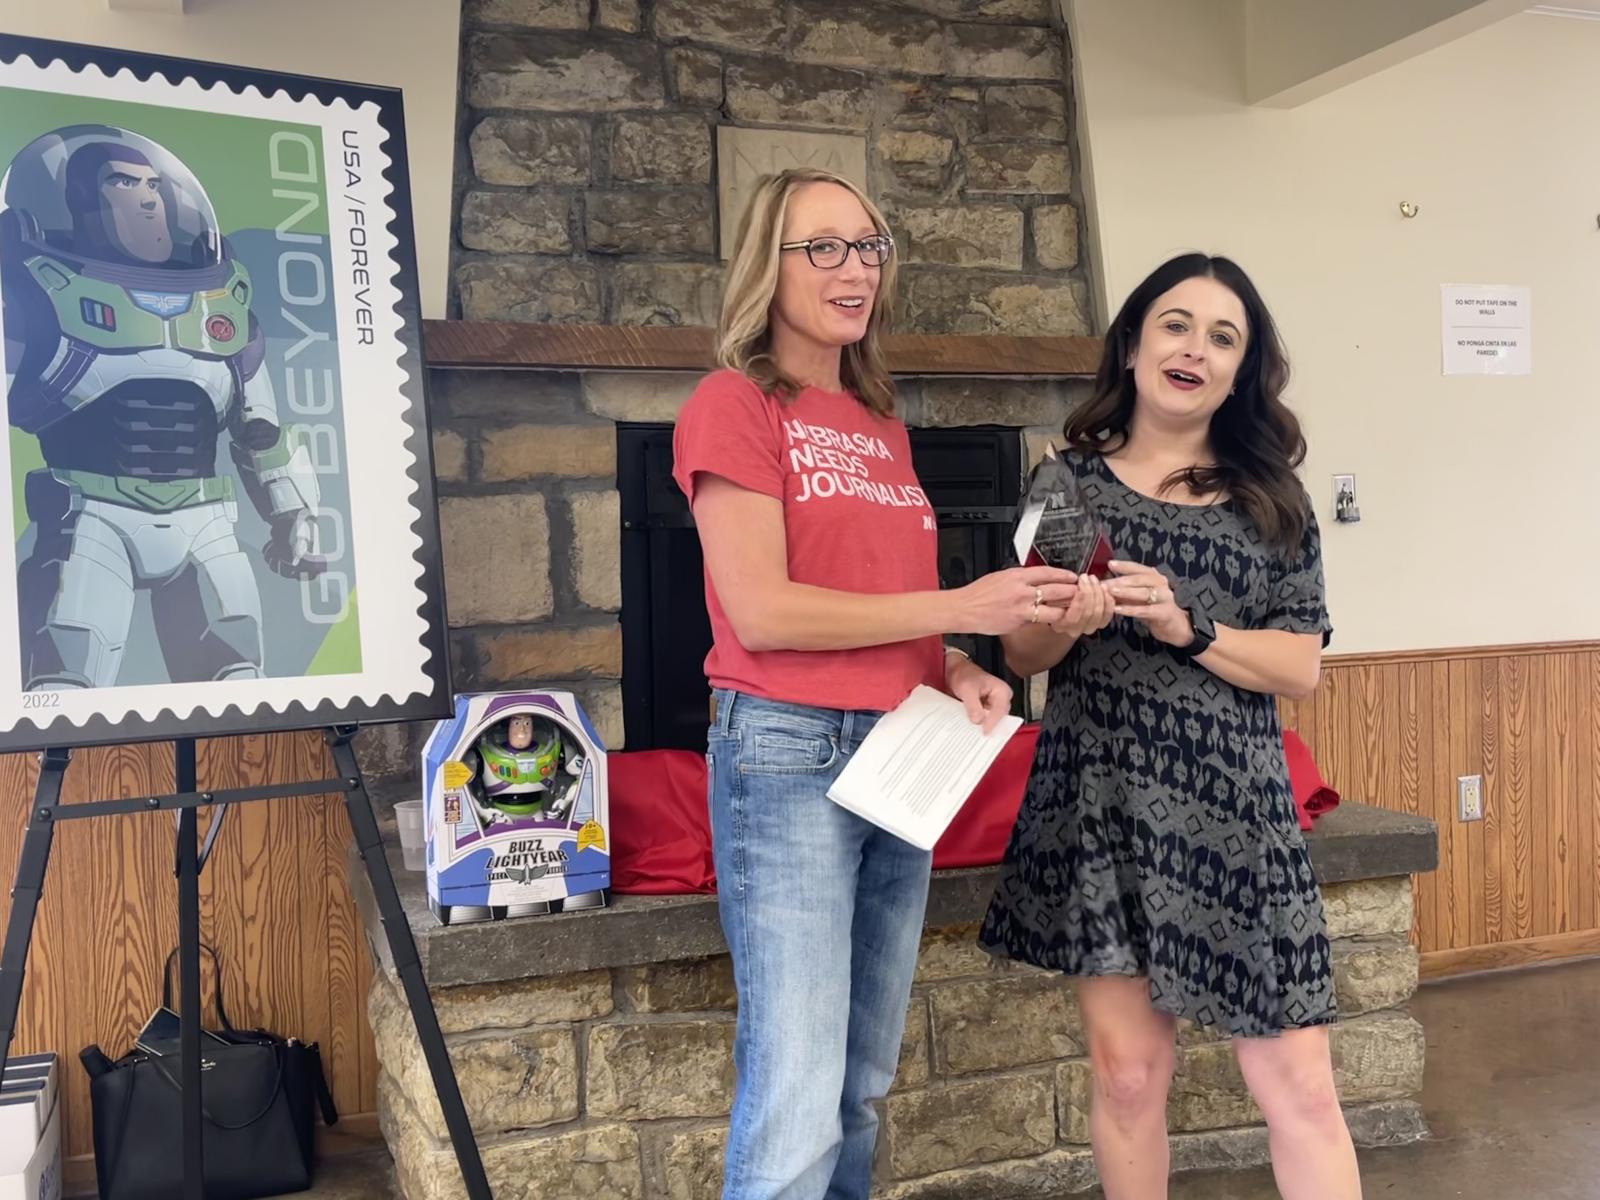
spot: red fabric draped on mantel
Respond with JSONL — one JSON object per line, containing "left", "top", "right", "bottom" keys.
{"left": 606, "top": 726, "right": 1339, "bottom": 896}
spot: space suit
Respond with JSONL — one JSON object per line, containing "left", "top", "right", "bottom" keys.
{"left": 462, "top": 713, "right": 586, "bottom": 831}
{"left": 0, "top": 124, "right": 323, "bottom": 688}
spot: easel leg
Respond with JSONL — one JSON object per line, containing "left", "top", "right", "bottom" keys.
{"left": 327, "top": 728, "right": 493, "bottom": 1200}
{"left": 0, "top": 746, "right": 70, "bottom": 1070}
{"left": 175, "top": 738, "right": 205, "bottom": 1200}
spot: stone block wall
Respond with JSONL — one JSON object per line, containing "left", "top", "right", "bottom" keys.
{"left": 372, "top": 876, "right": 1427, "bottom": 1199}
{"left": 426, "top": 366, "right": 630, "bottom": 750}
{"left": 452, "top": 0, "right": 1091, "bottom": 335}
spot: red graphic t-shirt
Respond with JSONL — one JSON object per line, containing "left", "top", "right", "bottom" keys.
{"left": 672, "top": 369, "right": 944, "bottom": 713}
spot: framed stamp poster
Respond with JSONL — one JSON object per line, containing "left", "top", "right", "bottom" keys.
{"left": 0, "top": 34, "right": 451, "bottom": 752}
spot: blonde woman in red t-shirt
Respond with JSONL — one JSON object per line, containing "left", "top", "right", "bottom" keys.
{"left": 671, "top": 167, "right": 1108, "bottom": 1200}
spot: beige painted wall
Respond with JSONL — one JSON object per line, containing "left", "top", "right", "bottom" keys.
{"left": 1069, "top": 4, "right": 1600, "bottom": 654}
{"left": 7, "top": 0, "right": 462, "bottom": 318}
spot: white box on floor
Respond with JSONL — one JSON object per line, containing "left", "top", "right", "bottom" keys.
{"left": 0, "top": 1085, "right": 43, "bottom": 1150}
{"left": 0, "top": 1089, "right": 60, "bottom": 1200}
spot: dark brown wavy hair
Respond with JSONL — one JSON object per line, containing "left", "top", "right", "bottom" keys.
{"left": 1064, "top": 253, "right": 1309, "bottom": 555}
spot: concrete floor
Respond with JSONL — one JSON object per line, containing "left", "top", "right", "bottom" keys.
{"left": 299, "top": 1151, "right": 396, "bottom": 1199}
{"left": 1135, "top": 957, "right": 1600, "bottom": 1200}
{"left": 288, "top": 958, "right": 1600, "bottom": 1200}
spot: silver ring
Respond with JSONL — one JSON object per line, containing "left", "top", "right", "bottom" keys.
{"left": 1148, "top": 587, "right": 1160, "bottom": 606}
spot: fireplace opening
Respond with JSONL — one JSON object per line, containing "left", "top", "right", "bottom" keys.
{"left": 618, "top": 423, "right": 1027, "bottom": 753}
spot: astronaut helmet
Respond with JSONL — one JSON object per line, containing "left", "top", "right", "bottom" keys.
{"left": 476, "top": 713, "right": 565, "bottom": 808}
{"left": 0, "top": 124, "right": 223, "bottom": 271}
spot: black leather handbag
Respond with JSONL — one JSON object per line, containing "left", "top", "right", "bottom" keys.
{"left": 81, "top": 947, "right": 338, "bottom": 1200}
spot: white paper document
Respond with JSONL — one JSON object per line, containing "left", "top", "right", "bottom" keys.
{"left": 1441, "top": 284, "right": 1531, "bottom": 375}
{"left": 827, "top": 685, "right": 1022, "bottom": 850}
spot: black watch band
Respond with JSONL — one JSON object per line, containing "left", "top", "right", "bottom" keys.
{"left": 1175, "top": 606, "right": 1216, "bottom": 659}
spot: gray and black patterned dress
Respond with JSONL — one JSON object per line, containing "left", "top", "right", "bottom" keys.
{"left": 979, "top": 449, "right": 1337, "bottom": 1038}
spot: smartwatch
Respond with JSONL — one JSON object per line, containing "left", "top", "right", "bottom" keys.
{"left": 1175, "top": 606, "right": 1216, "bottom": 659}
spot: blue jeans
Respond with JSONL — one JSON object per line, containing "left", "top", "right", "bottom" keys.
{"left": 708, "top": 689, "right": 933, "bottom": 1200}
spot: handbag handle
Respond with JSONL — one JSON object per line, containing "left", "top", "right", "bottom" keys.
{"left": 161, "top": 944, "right": 236, "bottom": 1033}
{"left": 149, "top": 1042, "right": 288, "bottom": 1131}
{"left": 308, "top": 1043, "right": 339, "bottom": 1127}
{"left": 98, "top": 1050, "right": 286, "bottom": 1185}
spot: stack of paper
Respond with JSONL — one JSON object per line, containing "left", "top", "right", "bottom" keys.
{"left": 828, "top": 686, "right": 1022, "bottom": 850}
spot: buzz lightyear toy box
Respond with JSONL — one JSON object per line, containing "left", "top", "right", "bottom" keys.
{"left": 422, "top": 690, "right": 610, "bottom": 925}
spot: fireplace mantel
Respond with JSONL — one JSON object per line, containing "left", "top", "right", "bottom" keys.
{"left": 421, "top": 320, "right": 1104, "bottom": 377}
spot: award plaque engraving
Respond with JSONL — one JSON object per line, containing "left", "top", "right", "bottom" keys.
{"left": 1012, "top": 446, "right": 1113, "bottom": 578}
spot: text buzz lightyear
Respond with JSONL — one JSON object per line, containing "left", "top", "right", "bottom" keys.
{"left": 486, "top": 838, "right": 570, "bottom": 884}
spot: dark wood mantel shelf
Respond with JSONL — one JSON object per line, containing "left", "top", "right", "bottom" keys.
{"left": 421, "top": 320, "right": 1104, "bottom": 377}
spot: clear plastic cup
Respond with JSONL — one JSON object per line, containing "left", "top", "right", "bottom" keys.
{"left": 395, "top": 799, "right": 425, "bottom": 871}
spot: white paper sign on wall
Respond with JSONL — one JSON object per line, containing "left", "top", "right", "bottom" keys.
{"left": 1441, "top": 285, "right": 1531, "bottom": 376}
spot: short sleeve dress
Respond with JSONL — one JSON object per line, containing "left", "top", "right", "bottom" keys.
{"left": 979, "top": 449, "right": 1337, "bottom": 1038}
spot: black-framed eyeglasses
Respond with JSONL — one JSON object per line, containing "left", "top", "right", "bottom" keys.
{"left": 779, "top": 234, "right": 895, "bottom": 269}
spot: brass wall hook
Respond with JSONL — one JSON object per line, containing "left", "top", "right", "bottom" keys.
{"left": 1399, "top": 201, "right": 1419, "bottom": 219}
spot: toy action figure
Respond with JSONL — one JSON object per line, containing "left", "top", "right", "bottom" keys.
{"left": 461, "top": 713, "right": 585, "bottom": 830}
{"left": 0, "top": 124, "right": 324, "bottom": 689}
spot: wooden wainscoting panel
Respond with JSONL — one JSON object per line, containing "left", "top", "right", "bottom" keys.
{"left": 1322, "top": 639, "right": 1600, "bottom": 667}
{"left": 1459, "top": 657, "right": 1487, "bottom": 948}
{"left": 325, "top": 790, "right": 369, "bottom": 1120}
{"left": 1452, "top": 652, "right": 1484, "bottom": 953}
{"left": 1580, "top": 652, "right": 1599, "bottom": 932}
{"left": 1293, "top": 642, "right": 1600, "bottom": 966}
{"left": 1421, "top": 930, "right": 1600, "bottom": 981}
{"left": 1500, "top": 655, "right": 1534, "bottom": 942}
{"left": 1480, "top": 654, "right": 1505, "bottom": 945}
{"left": 0, "top": 732, "right": 367, "bottom": 1162}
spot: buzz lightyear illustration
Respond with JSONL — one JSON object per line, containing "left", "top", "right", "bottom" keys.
{"left": 460, "top": 713, "right": 586, "bottom": 833}
{"left": 0, "top": 124, "right": 323, "bottom": 689}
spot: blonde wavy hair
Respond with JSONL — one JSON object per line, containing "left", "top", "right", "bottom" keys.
{"left": 715, "top": 168, "right": 898, "bottom": 417}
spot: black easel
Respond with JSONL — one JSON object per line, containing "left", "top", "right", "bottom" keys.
{"left": 0, "top": 725, "right": 492, "bottom": 1199}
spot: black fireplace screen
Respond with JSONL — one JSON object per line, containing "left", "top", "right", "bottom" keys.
{"left": 618, "top": 423, "right": 1025, "bottom": 752}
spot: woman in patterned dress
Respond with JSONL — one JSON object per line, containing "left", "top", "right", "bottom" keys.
{"left": 980, "top": 254, "right": 1359, "bottom": 1199}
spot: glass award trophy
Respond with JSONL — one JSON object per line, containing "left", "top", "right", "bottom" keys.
{"left": 1012, "top": 446, "right": 1113, "bottom": 577}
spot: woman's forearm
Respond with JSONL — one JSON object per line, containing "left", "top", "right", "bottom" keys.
{"left": 692, "top": 475, "right": 1075, "bottom": 652}
{"left": 1193, "top": 625, "right": 1321, "bottom": 698}
{"left": 729, "top": 580, "right": 966, "bottom": 652}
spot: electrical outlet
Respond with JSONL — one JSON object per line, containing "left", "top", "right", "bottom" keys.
{"left": 1457, "top": 774, "right": 1484, "bottom": 822}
